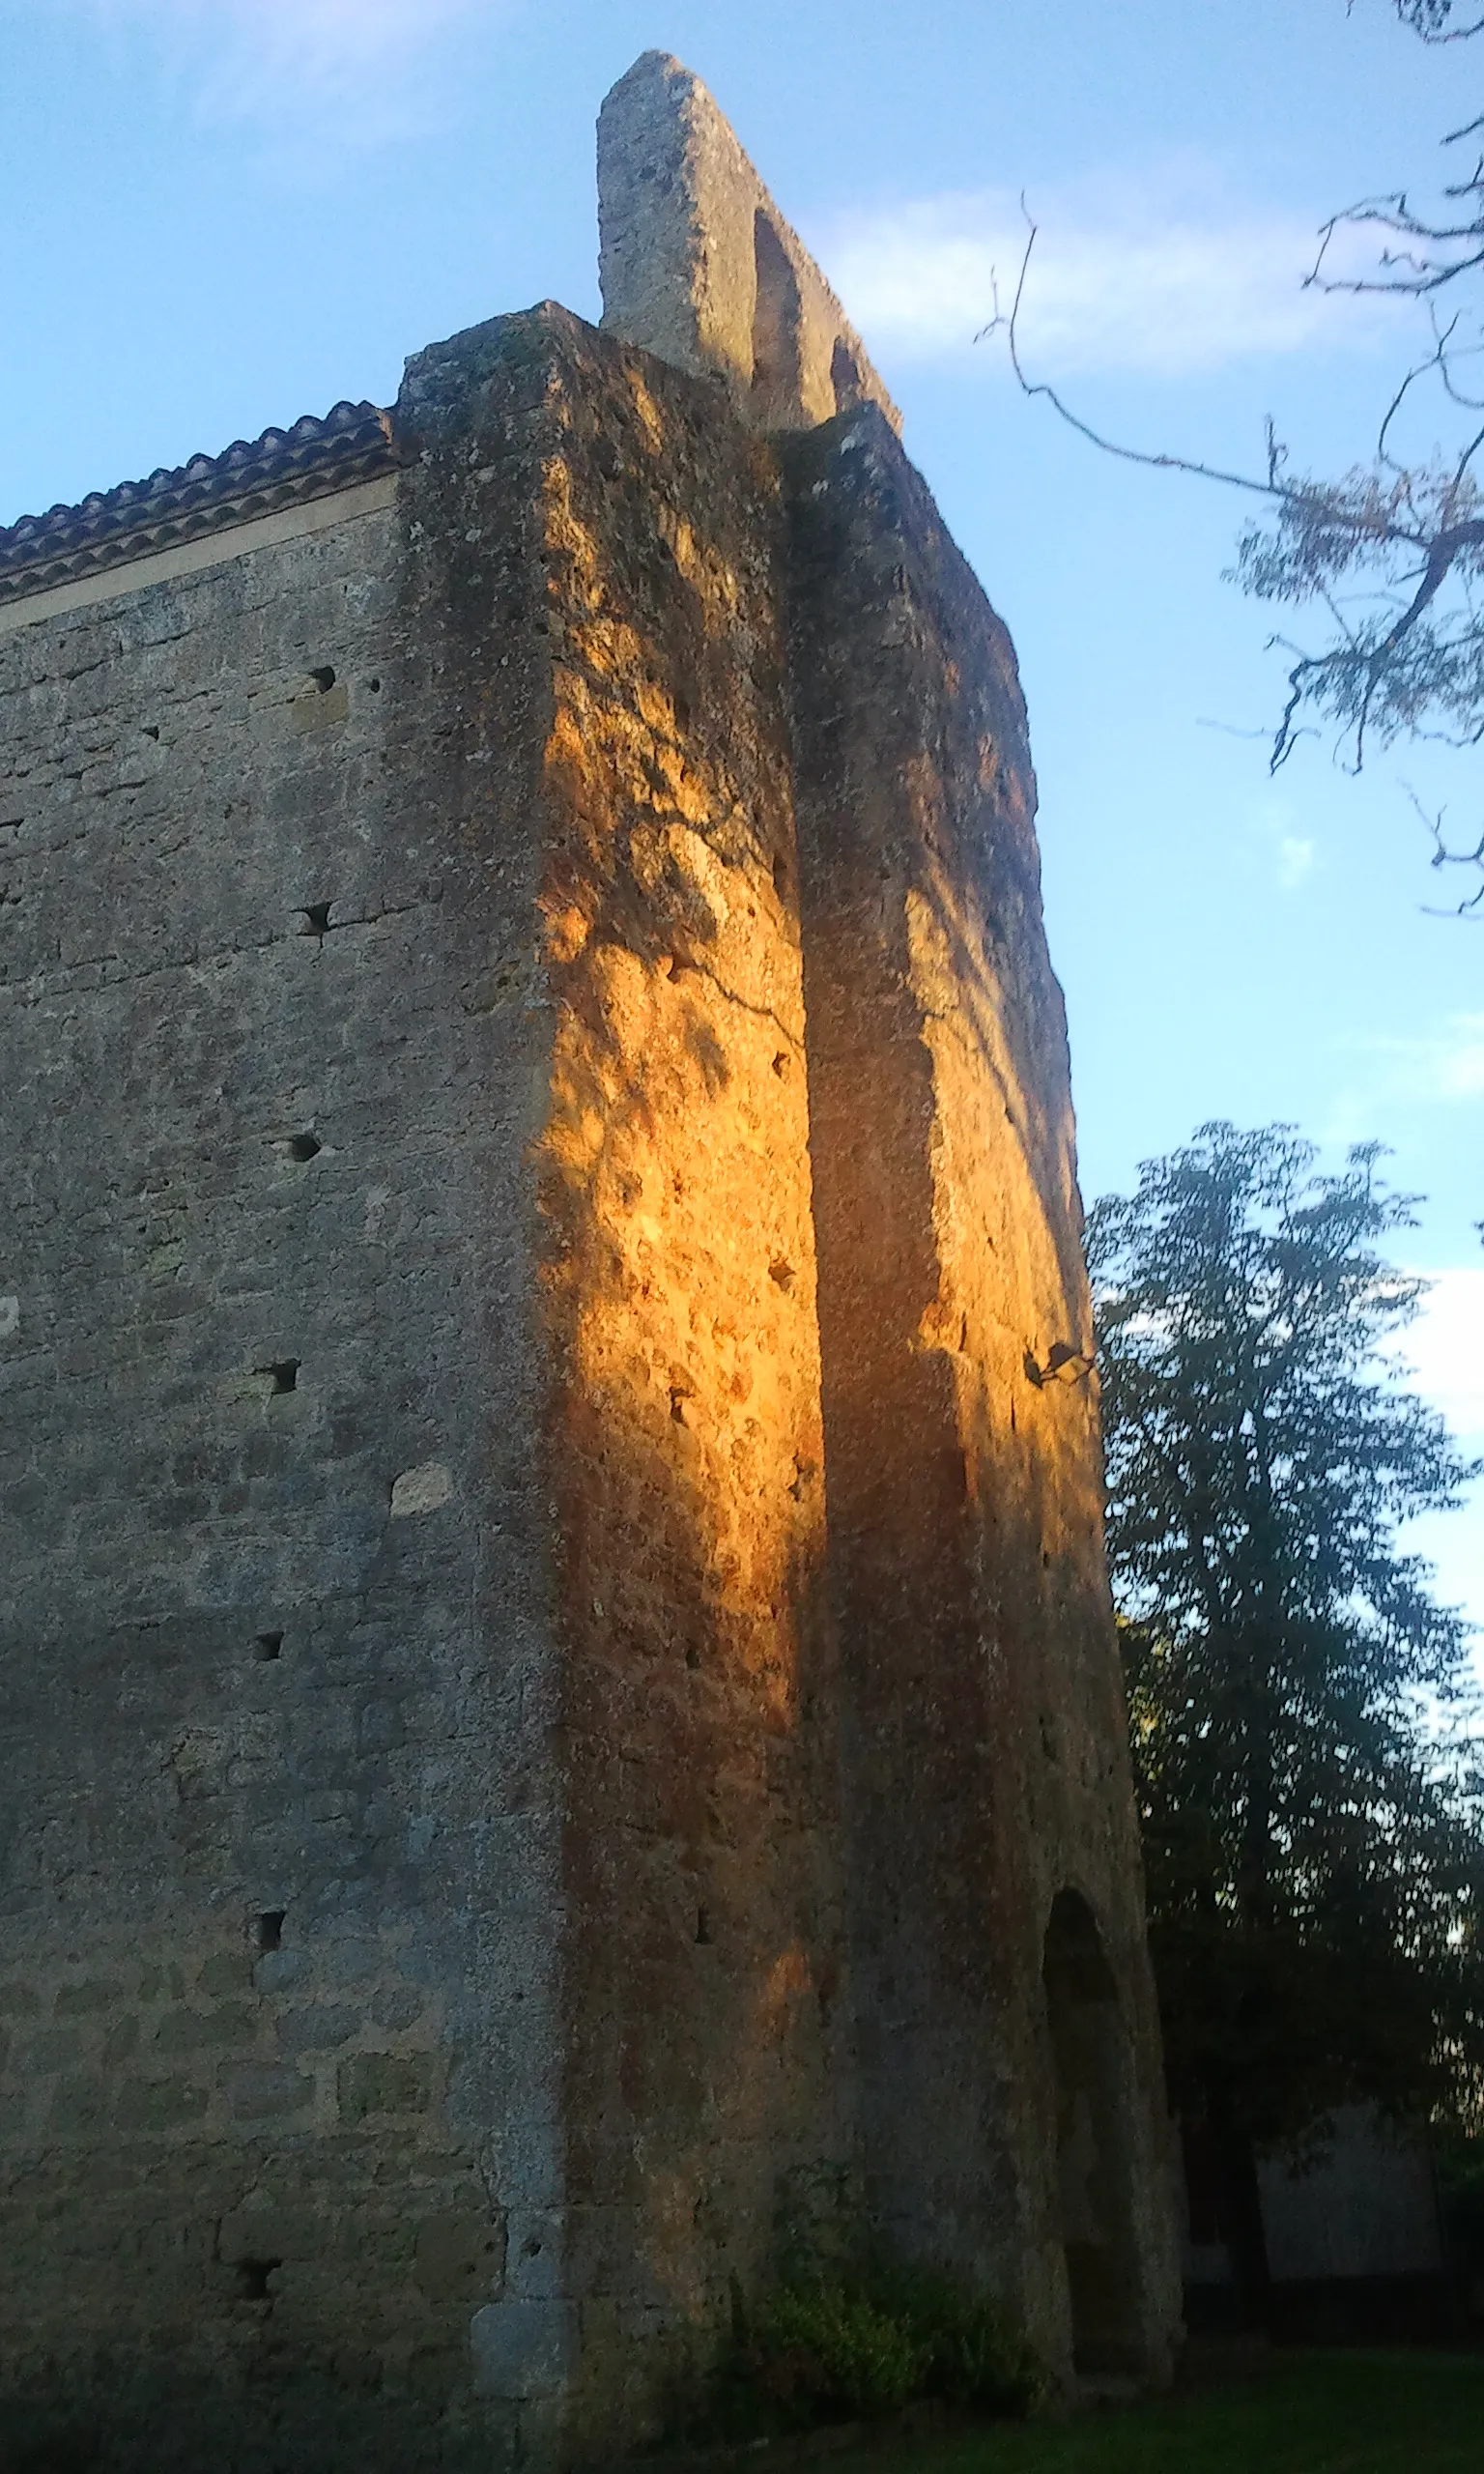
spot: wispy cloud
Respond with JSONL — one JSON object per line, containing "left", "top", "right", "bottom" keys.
{"left": 813, "top": 168, "right": 1416, "bottom": 379}
{"left": 1275, "top": 836, "right": 1316, "bottom": 891}
{"left": 81, "top": 0, "right": 490, "bottom": 130}
{"left": 1356, "top": 1012, "right": 1484, "bottom": 1108}
{"left": 1319, "top": 1008, "right": 1484, "bottom": 1158}
{"left": 1243, "top": 794, "right": 1321, "bottom": 895}
{"left": 1392, "top": 1267, "right": 1484, "bottom": 1442}
{"left": 1393, "top": 1267, "right": 1484, "bottom": 1644}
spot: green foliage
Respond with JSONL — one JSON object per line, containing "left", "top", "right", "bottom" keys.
{"left": 750, "top": 2282, "right": 926, "bottom": 2423}
{"left": 698, "top": 2265, "right": 1040, "bottom": 2439}
{"left": 828, "top": 2348, "right": 1484, "bottom": 2474}
{"left": 1088, "top": 1124, "right": 1484, "bottom": 2158}
{"left": 870, "top": 2265, "right": 1042, "bottom": 2414}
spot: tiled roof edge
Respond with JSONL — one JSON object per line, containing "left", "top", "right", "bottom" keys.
{"left": 0, "top": 400, "right": 402, "bottom": 609}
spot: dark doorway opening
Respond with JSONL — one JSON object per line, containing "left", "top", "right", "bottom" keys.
{"left": 1042, "top": 1888, "right": 1145, "bottom": 2373}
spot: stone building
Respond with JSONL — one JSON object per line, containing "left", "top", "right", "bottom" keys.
{"left": 0, "top": 51, "right": 1179, "bottom": 2471}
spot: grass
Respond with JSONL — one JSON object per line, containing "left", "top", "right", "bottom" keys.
{"left": 829, "top": 2350, "right": 1484, "bottom": 2474}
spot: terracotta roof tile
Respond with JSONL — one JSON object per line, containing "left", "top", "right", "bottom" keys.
{"left": 0, "top": 399, "right": 400, "bottom": 608}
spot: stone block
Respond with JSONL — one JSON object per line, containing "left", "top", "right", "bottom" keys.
{"left": 469, "top": 2300, "right": 579, "bottom": 2402}
{"left": 368, "top": 1986, "right": 425, "bottom": 2031}
{"left": 23, "top": 2028, "right": 82, "bottom": 2073}
{"left": 196, "top": 1951, "right": 254, "bottom": 1997}
{"left": 389, "top": 1460, "right": 453, "bottom": 1517}
{"left": 101, "top": 2015, "right": 139, "bottom": 2067}
{"left": 221, "top": 2062, "right": 316, "bottom": 2119}
{"left": 112, "top": 2077, "right": 210, "bottom": 2131}
{"left": 53, "top": 1979, "right": 124, "bottom": 2016}
{"left": 0, "top": 2086, "right": 35, "bottom": 2140}
{"left": 47, "top": 2074, "right": 106, "bottom": 2133}
{"left": 277, "top": 2004, "right": 360, "bottom": 2054}
{"left": 336, "top": 2052, "right": 435, "bottom": 2121}
{"left": 151, "top": 2003, "right": 254, "bottom": 2053}
{"left": 252, "top": 1949, "right": 304, "bottom": 1994}
{"left": 414, "top": 2210, "right": 504, "bottom": 2303}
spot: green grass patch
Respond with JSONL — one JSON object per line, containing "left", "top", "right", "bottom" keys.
{"left": 832, "top": 2350, "right": 1484, "bottom": 2474}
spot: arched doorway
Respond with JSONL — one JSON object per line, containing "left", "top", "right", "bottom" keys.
{"left": 1042, "top": 1888, "right": 1145, "bottom": 2373}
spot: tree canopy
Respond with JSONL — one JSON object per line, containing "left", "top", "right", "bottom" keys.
{"left": 1088, "top": 1122, "right": 1484, "bottom": 2292}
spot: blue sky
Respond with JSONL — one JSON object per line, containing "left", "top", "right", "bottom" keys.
{"left": 2, "top": 0, "right": 1480, "bottom": 1631}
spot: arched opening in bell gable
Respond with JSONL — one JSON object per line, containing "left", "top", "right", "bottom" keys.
{"left": 751, "top": 209, "right": 804, "bottom": 425}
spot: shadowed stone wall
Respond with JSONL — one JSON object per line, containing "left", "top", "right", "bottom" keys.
{"left": 0, "top": 188, "right": 1178, "bottom": 2474}
{"left": 782, "top": 410, "right": 1178, "bottom": 2373}
{"left": 0, "top": 338, "right": 562, "bottom": 2472}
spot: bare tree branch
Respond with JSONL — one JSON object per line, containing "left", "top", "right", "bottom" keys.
{"left": 1388, "top": 0, "right": 1484, "bottom": 43}
{"left": 983, "top": 2, "right": 1484, "bottom": 877}
{"left": 979, "top": 218, "right": 1306, "bottom": 506}
{"left": 1408, "top": 787, "right": 1484, "bottom": 912}
{"left": 985, "top": 216, "right": 1484, "bottom": 772}
{"left": 985, "top": 216, "right": 1438, "bottom": 553}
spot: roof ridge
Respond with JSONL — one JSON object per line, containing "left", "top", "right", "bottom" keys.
{"left": 0, "top": 399, "right": 401, "bottom": 609}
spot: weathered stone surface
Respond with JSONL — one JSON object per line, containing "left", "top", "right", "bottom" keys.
{"left": 782, "top": 406, "right": 1178, "bottom": 2373}
{"left": 0, "top": 339, "right": 550, "bottom": 2474}
{"left": 0, "top": 56, "right": 1178, "bottom": 2473}
{"left": 599, "top": 51, "right": 899, "bottom": 435}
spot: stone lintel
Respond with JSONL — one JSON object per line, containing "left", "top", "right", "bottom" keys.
{"left": 597, "top": 50, "right": 900, "bottom": 437}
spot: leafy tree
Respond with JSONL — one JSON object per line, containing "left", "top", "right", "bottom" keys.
{"left": 996, "top": 1, "right": 1484, "bottom": 909}
{"left": 1087, "top": 1122, "right": 1484, "bottom": 2311}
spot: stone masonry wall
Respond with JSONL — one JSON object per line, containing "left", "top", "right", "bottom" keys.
{"left": 784, "top": 411, "right": 1179, "bottom": 2373}
{"left": 0, "top": 297, "right": 1177, "bottom": 2468}
{"left": 0, "top": 349, "right": 562, "bottom": 2470}
{"left": 532, "top": 319, "right": 847, "bottom": 2452}
{"left": 392, "top": 302, "right": 855, "bottom": 2458}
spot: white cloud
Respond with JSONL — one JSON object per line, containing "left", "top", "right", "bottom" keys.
{"left": 1356, "top": 1012, "right": 1484, "bottom": 1108}
{"left": 1393, "top": 1266, "right": 1484, "bottom": 1648}
{"left": 82, "top": 0, "right": 489, "bottom": 128}
{"left": 813, "top": 169, "right": 1416, "bottom": 379}
{"left": 1403, "top": 1497, "right": 1484, "bottom": 1645}
{"left": 1322, "top": 1011, "right": 1484, "bottom": 1156}
{"left": 1394, "top": 1267, "right": 1484, "bottom": 1442}
{"left": 105, "top": 0, "right": 473, "bottom": 63}
{"left": 1431, "top": 1016, "right": 1484, "bottom": 1103}
{"left": 1243, "top": 795, "right": 1321, "bottom": 895}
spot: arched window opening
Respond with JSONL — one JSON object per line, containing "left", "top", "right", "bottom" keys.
{"left": 1042, "top": 1889, "right": 1145, "bottom": 2374}
{"left": 751, "top": 211, "right": 804, "bottom": 425}
{"left": 831, "top": 336, "right": 867, "bottom": 416}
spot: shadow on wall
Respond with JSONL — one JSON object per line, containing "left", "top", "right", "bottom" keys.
{"left": 1043, "top": 1889, "right": 1147, "bottom": 2375}
{"left": 751, "top": 212, "right": 804, "bottom": 429}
